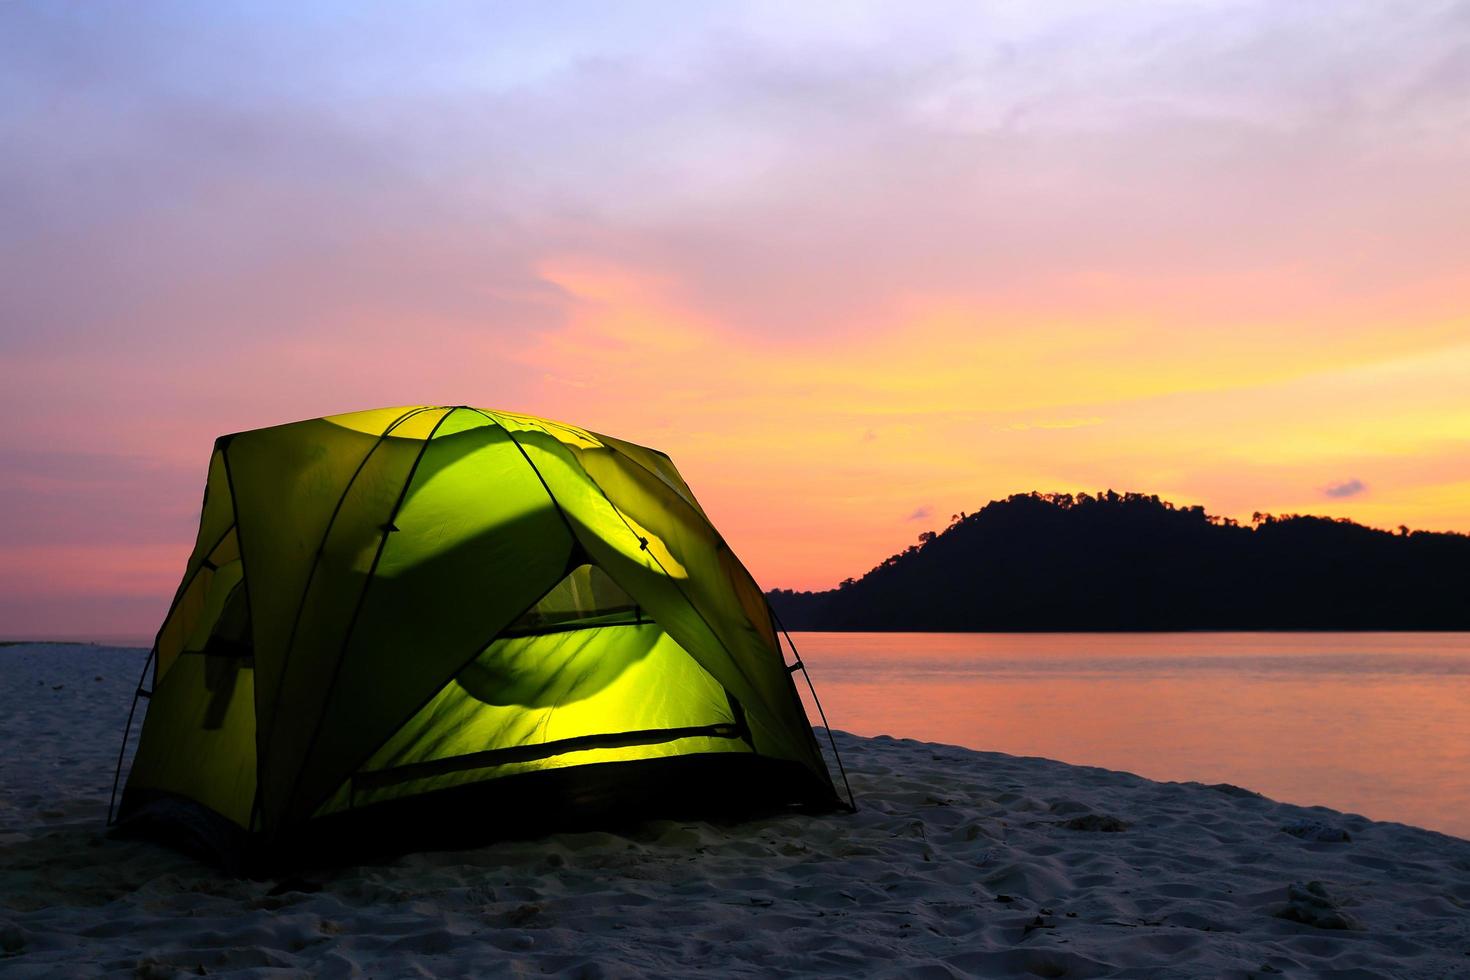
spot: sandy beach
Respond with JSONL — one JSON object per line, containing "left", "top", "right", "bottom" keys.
{"left": 3, "top": 643, "right": 1468, "bottom": 979}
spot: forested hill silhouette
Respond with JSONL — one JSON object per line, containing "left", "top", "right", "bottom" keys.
{"left": 766, "top": 491, "right": 1470, "bottom": 631}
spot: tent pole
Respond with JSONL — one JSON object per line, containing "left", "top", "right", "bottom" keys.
{"left": 107, "top": 646, "right": 156, "bottom": 826}
{"left": 768, "top": 607, "right": 856, "bottom": 813}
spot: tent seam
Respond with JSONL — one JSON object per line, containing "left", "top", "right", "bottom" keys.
{"left": 601, "top": 441, "right": 709, "bottom": 521}
{"left": 461, "top": 407, "right": 580, "bottom": 542}
{"left": 218, "top": 440, "right": 266, "bottom": 832}
{"left": 145, "top": 520, "right": 239, "bottom": 684}
{"left": 276, "top": 406, "right": 459, "bottom": 828}
{"left": 323, "top": 553, "right": 588, "bottom": 808}
{"left": 352, "top": 723, "right": 745, "bottom": 791}
{"left": 255, "top": 406, "right": 436, "bottom": 831}
{"left": 486, "top": 413, "right": 784, "bottom": 763}
{"left": 109, "top": 442, "right": 241, "bottom": 826}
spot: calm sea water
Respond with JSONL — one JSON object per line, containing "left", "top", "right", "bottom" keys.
{"left": 790, "top": 632, "right": 1470, "bottom": 840}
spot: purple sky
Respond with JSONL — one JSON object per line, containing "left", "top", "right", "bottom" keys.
{"left": 3, "top": 2, "right": 1469, "bottom": 639}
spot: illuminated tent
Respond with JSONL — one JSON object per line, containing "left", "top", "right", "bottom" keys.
{"left": 114, "top": 407, "right": 846, "bottom": 869}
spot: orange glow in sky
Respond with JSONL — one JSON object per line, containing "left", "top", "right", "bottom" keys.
{"left": 2, "top": 3, "right": 1467, "bottom": 637}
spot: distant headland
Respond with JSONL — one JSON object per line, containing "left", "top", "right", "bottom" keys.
{"left": 766, "top": 491, "right": 1470, "bottom": 631}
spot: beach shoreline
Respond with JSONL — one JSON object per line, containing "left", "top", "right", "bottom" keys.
{"left": 3, "top": 643, "right": 1467, "bottom": 978}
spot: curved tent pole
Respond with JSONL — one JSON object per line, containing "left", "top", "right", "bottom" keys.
{"left": 767, "top": 605, "right": 856, "bottom": 813}
{"left": 583, "top": 431, "right": 853, "bottom": 811}
{"left": 275, "top": 407, "right": 461, "bottom": 825}
{"left": 253, "top": 405, "right": 437, "bottom": 831}
{"left": 115, "top": 406, "right": 858, "bottom": 831}
{"left": 107, "top": 645, "right": 156, "bottom": 826}
{"left": 487, "top": 412, "right": 853, "bottom": 812}
{"left": 484, "top": 415, "right": 772, "bottom": 730}
{"left": 108, "top": 441, "right": 241, "bottom": 827}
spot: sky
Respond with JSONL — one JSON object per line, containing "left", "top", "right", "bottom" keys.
{"left": 2, "top": 1, "right": 1468, "bottom": 639}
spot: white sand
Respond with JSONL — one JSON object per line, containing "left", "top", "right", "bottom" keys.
{"left": 3, "top": 643, "right": 1468, "bottom": 979}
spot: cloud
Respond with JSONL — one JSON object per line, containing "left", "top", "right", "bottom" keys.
{"left": 1324, "top": 478, "right": 1367, "bottom": 499}
{"left": 907, "top": 505, "right": 934, "bottom": 521}
{"left": 5, "top": 1, "right": 1470, "bottom": 357}
{"left": 1, "top": 1, "right": 1468, "bottom": 620}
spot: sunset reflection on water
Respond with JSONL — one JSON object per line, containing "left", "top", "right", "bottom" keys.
{"left": 792, "top": 632, "right": 1470, "bottom": 839}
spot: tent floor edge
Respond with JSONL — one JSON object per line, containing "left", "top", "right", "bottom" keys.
{"left": 112, "top": 754, "right": 842, "bottom": 877}
{"left": 112, "top": 790, "right": 258, "bottom": 877}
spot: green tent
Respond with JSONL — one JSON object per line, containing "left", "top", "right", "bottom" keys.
{"left": 113, "top": 406, "right": 847, "bottom": 868}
